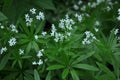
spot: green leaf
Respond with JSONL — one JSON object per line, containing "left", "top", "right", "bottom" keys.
{"left": 96, "top": 62, "right": 116, "bottom": 79}
{"left": 47, "top": 64, "right": 65, "bottom": 70}
{"left": 46, "top": 71, "right": 51, "bottom": 80}
{"left": 18, "top": 60, "right": 22, "bottom": 69}
{"left": 32, "top": 41, "right": 39, "bottom": 52}
{"left": 34, "top": 69, "right": 40, "bottom": 80}
{"left": 0, "top": 11, "right": 7, "bottom": 21}
{"left": 62, "top": 68, "right": 69, "bottom": 79}
{"left": 72, "top": 51, "right": 95, "bottom": 65}
{"left": 17, "top": 39, "right": 30, "bottom": 45}
{"left": 26, "top": 42, "right": 32, "bottom": 54}
{"left": 0, "top": 53, "right": 10, "bottom": 70}
{"left": 33, "top": 0, "right": 55, "bottom": 10}
{"left": 73, "top": 64, "right": 99, "bottom": 71}
{"left": 70, "top": 69, "right": 79, "bottom": 80}
{"left": 35, "top": 22, "right": 44, "bottom": 35}
{"left": 3, "top": 72, "right": 18, "bottom": 80}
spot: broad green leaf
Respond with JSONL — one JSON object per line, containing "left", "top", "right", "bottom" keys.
{"left": 70, "top": 69, "right": 79, "bottom": 80}
{"left": 73, "top": 64, "right": 99, "bottom": 71}
{"left": 0, "top": 53, "right": 10, "bottom": 70}
{"left": 0, "top": 11, "right": 7, "bottom": 21}
{"left": 47, "top": 65, "right": 65, "bottom": 70}
{"left": 34, "top": 69, "right": 41, "bottom": 80}
{"left": 62, "top": 68, "right": 69, "bottom": 79}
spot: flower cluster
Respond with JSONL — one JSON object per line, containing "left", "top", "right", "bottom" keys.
{"left": 75, "top": 13, "right": 83, "bottom": 22}
{"left": 0, "top": 47, "right": 7, "bottom": 54}
{"left": 117, "top": 8, "right": 120, "bottom": 21}
{"left": 10, "top": 24, "right": 18, "bottom": 33}
{"left": 82, "top": 31, "right": 97, "bottom": 45}
{"left": 73, "top": 0, "right": 83, "bottom": 10}
{"left": 32, "top": 49, "right": 44, "bottom": 65}
{"left": 50, "top": 15, "right": 75, "bottom": 42}
{"left": 25, "top": 8, "right": 45, "bottom": 26}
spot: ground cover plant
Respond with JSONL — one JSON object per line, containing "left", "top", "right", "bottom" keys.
{"left": 0, "top": 0, "right": 120, "bottom": 80}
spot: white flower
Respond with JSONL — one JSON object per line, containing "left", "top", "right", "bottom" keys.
{"left": 78, "top": 0, "right": 83, "bottom": 5}
{"left": 37, "top": 49, "right": 44, "bottom": 58}
{"left": 19, "top": 49, "right": 24, "bottom": 55}
{"left": 51, "top": 24, "right": 56, "bottom": 36}
{"left": 75, "top": 13, "right": 82, "bottom": 22}
{"left": 0, "top": 23, "right": 4, "bottom": 29}
{"left": 37, "top": 59, "right": 43, "bottom": 65}
{"left": 117, "top": 16, "right": 120, "bottom": 21}
{"left": 0, "top": 47, "right": 7, "bottom": 54}
{"left": 34, "top": 35, "right": 39, "bottom": 40}
{"left": 30, "top": 8, "right": 36, "bottom": 14}
{"left": 114, "top": 28, "right": 119, "bottom": 35}
{"left": 25, "top": 14, "right": 33, "bottom": 26}
{"left": 118, "top": 9, "right": 120, "bottom": 15}
{"left": 95, "top": 21, "right": 100, "bottom": 26}
{"left": 36, "top": 11, "right": 45, "bottom": 20}
{"left": 32, "top": 61, "right": 37, "bottom": 65}
{"left": 82, "top": 31, "right": 97, "bottom": 45}
{"left": 8, "top": 37, "right": 17, "bottom": 46}
{"left": 42, "top": 31, "right": 47, "bottom": 36}
{"left": 94, "top": 28, "right": 99, "bottom": 32}
{"left": 10, "top": 24, "right": 18, "bottom": 33}
{"left": 73, "top": 4, "right": 79, "bottom": 10}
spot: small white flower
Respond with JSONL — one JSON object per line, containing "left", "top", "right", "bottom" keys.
{"left": 95, "top": 21, "right": 100, "bottom": 26}
{"left": 42, "top": 31, "right": 47, "bottom": 36}
{"left": 8, "top": 37, "right": 17, "bottom": 46}
{"left": 117, "top": 16, "right": 120, "bottom": 21}
{"left": 34, "top": 35, "right": 39, "bottom": 40}
{"left": 94, "top": 28, "right": 99, "bottom": 32}
{"left": 25, "top": 14, "right": 33, "bottom": 26}
{"left": 10, "top": 24, "right": 18, "bottom": 33}
{"left": 78, "top": 0, "right": 83, "bottom": 5}
{"left": 0, "top": 47, "right": 7, "bottom": 54}
{"left": 0, "top": 24, "right": 4, "bottom": 29}
{"left": 73, "top": 4, "right": 79, "bottom": 10}
{"left": 37, "top": 49, "right": 44, "bottom": 58}
{"left": 32, "top": 61, "right": 37, "bottom": 65}
{"left": 30, "top": 8, "right": 36, "bottom": 14}
{"left": 19, "top": 49, "right": 24, "bottom": 55}
{"left": 36, "top": 11, "right": 45, "bottom": 21}
{"left": 114, "top": 28, "right": 119, "bottom": 35}
{"left": 37, "top": 59, "right": 43, "bottom": 65}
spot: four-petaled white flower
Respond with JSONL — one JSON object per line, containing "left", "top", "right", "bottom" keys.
{"left": 42, "top": 31, "right": 47, "bottom": 36}
{"left": 30, "top": 8, "right": 36, "bottom": 14}
{"left": 37, "top": 49, "right": 44, "bottom": 58}
{"left": 19, "top": 49, "right": 24, "bottom": 55}
{"left": 0, "top": 47, "right": 7, "bottom": 54}
{"left": 8, "top": 37, "right": 17, "bottom": 46}
{"left": 36, "top": 11, "right": 45, "bottom": 21}
{"left": 34, "top": 35, "right": 39, "bottom": 40}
